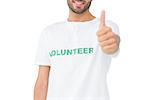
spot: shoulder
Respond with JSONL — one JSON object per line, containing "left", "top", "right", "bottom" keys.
{"left": 96, "top": 18, "right": 119, "bottom": 29}
{"left": 96, "top": 18, "right": 120, "bottom": 35}
{"left": 106, "top": 20, "right": 119, "bottom": 28}
{"left": 106, "top": 20, "right": 120, "bottom": 35}
{"left": 40, "top": 21, "right": 66, "bottom": 36}
{"left": 44, "top": 21, "right": 66, "bottom": 31}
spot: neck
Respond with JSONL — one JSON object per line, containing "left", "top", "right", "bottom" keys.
{"left": 68, "top": 10, "right": 96, "bottom": 22}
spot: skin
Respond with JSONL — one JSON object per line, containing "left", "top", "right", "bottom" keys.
{"left": 34, "top": 65, "right": 50, "bottom": 100}
{"left": 34, "top": 0, "right": 120, "bottom": 100}
{"left": 97, "top": 11, "right": 120, "bottom": 54}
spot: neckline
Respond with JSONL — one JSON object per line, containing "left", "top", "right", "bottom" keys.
{"left": 65, "top": 17, "right": 98, "bottom": 25}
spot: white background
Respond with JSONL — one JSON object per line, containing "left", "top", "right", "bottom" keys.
{"left": 0, "top": 0, "right": 150, "bottom": 100}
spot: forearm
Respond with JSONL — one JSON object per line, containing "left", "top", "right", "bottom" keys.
{"left": 34, "top": 79, "right": 49, "bottom": 100}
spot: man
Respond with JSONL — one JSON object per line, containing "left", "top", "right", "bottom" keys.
{"left": 34, "top": 0, "right": 120, "bottom": 100}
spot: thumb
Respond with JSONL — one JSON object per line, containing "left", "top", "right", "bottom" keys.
{"left": 100, "top": 10, "right": 106, "bottom": 28}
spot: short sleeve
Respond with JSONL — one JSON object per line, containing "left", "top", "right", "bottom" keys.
{"left": 34, "top": 28, "right": 51, "bottom": 66}
{"left": 106, "top": 20, "right": 120, "bottom": 57}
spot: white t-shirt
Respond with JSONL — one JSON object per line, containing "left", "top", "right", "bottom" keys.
{"left": 34, "top": 18, "right": 120, "bottom": 100}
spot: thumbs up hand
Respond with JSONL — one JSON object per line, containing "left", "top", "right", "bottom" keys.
{"left": 96, "top": 10, "right": 120, "bottom": 54}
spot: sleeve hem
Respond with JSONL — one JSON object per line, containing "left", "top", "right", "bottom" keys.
{"left": 34, "top": 62, "right": 51, "bottom": 67}
{"left": 109, "top": 48, "right": 120, "bottom": 58}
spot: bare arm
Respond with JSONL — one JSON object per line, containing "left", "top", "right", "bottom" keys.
{"left": 34, "top": 65, "right": 50, "bottom": 100}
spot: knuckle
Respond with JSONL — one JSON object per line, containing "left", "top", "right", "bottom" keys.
{"left": 98, "top": 37, "right": 102, "bottom": 42}
{"left": 112, "top": 38, "right": 116, "bottom": 43}
{"left": 100, "top": 42, "right": 104, "bottom": 47}
{"left": 113, "top": 43, "right": 117, "bottom": 47}
{"left": 108, "top": 32, "right": 113, "bottom": 37}
{"left": 99, "top": 37, "right": 103, "bottom": 42}
{"left": 106, "top": 27, "right": 112, "bottom": 32}
{"left": 96, "top": 31, "right": 100, "bottom": 36}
